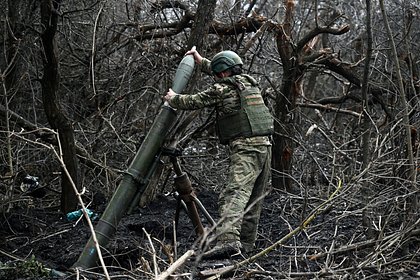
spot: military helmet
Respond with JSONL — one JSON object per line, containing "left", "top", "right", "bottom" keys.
{"left": 211, "top": 50, "right": 243, "bottom": 74}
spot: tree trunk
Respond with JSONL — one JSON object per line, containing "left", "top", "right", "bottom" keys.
{"left": 272, "top": 69, "right": 301, "bottom": 192}
{"left": 40, "top": 0, "right": 79, "bottom": 213}
{"left": 361, "top": 0, "right": 375, "bottom": 239}
{"left": 272, "top": 0, "right": 300, "bottom": 192}
{"left": 187, "top": 0, "right": 217, "bottom": 51}
{"left": 271, "top": 0, "right": 351, "bottom": 192}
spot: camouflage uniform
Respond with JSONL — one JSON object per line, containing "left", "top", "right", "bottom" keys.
{"left": 168, "top": 58, "right": 272, "bottom": 252}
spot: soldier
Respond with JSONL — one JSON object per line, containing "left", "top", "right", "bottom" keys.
{"left": 163, "top": 48, "right": 273, "bottom": 258}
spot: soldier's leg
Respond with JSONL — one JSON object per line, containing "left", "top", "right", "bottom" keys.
{"left": 240, "top": 146, "right": 271, "bottom": 252}
{"left": 217, "top": 144, "right": 260, "bottom": 244}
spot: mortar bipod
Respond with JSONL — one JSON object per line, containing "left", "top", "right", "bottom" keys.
{"left": 162, "top": 148, "right": 215, "bottom": 237}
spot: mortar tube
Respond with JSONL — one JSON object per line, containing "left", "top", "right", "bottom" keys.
{"left": 127, "top": 150, "right": 163, "bottom": 214}
{"left": 73, "top": 52, "right": 195, "bottom": 270}
{"left": 73, "top": 105, "right": 177, "bottom": 270}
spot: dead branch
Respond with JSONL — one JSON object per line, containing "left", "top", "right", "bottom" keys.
{"left": 240, "top": 20, "right": 277, "bottom": 56}
{"left": 317, "top": 57, "right": 393, "bottom": 118}
{"left": 133, "top": 14, "right": 267, "bottom": 41}
{"left": 296, "top": 25, "right": 350, "bottom": 53}
{"left": 156, "top": 250, "right": 194, "bottom": 280}
{"left": 297, "top": 102, "right": 362, "bottom": 118}
{"left": 244, "top": 257, "right": 416, "bottom": 279}
{"left": 143, "top": 228, "right": 159, "bottom": 278}
{"left": 320, "top": 57, "right": 362, "bottom": 87}
{"left": 150, "top": 0, "right": 190, "bottom": 13}
{"left": 307, "top": 231, "right": 399, "bottom": 261}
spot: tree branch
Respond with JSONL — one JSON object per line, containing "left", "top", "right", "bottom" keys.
{"left": 133, "top": 15, "right": 267, "bottom": 41}
{"left": 297, "top": 102, "right": 362, "bottom": 118}
{"left": 297, "top": 24, "right": 350, "bottom": 53}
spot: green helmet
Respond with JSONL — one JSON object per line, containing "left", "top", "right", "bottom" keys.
{"left": 211, "top": 50, "right": 243, "bottom": 74}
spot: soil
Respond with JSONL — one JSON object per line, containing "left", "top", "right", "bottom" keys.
{"left": 0, "top": 150, "right": 419, "bottom": 279}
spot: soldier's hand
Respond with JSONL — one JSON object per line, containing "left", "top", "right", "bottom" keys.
{"left": 163, "top": 88, "right": 177, "bottom": 102}
{"left": 185, "top": 46, "right": 202, "bottom": 64}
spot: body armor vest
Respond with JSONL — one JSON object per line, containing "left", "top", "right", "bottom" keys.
{"left": 216, "top": 74, "right": 274, "bottom": 144}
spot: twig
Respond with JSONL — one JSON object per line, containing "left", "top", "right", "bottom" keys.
{"left": 89, "top": 4, "right": 103, "bottom": 100}
{"left": 307, "top": 234, "right": 394, "bottom": 260}
{"left": 297, "top": 102, "right": 362, "bottom": 118}
{"left": 173, "top": 220, "right": 178, "bottom": 260}
{"left": 311, "top": 124, "right": 361, "bottom": 164}
{"left": 240, "top": 20, "right": 273, "bottom": 56}
{"left": 0, "top": 104, "right": 120, "bottom": 178}
{"left": 30, "top": 229, "right": 71, "bottom": 244}
{"left": 156, "top": 250, "right": 194, "bottom": 280}
{"left": 0, "top": 249, "right": 23, "bottom": 261}
{"left": 325, "top": 225, "right": 338, "bottom": 268}
{"left": 51, "top": 143, "right": 110, "bottom": 280}
{"left": 152, "top": 237, "right": 174, "bottom": 264}
{"left": 2, "top": 76, "right": 14, "bottom": 213}
{"left": 143, "top": 228, "right": 159, "bottom": 278}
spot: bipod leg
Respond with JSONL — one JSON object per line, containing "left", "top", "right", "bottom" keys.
{"left": 170, "top": 156, "right": 204, "bottom": 236}
{"left": 174, "top": 196, "right": 182, "bottom": 235}
{"left": 192, "top": 196, "right": 216, "bottom": 226}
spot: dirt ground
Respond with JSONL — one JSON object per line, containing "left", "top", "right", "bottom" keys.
{"left": 0, "top": 152, "right": 419, "bottom": 279}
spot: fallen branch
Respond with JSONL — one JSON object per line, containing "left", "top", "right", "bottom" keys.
{"left": 156, "top": 250, "right": 194, "bottom": 280}
{"left": 143, "top": 228, "right": 159, "bottom": 278}
{"left": 305, "top": 228, "right": 420, "bottom": 261}
{"left": 245, "top": 254, "right": 417, "bottom": 279}
{"left": 0, "top": 249, "right": 23, "bottom": 261}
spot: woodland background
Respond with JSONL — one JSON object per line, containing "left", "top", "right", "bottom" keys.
{"left": 0, "top": 0, "right": 419, "bottom": 279}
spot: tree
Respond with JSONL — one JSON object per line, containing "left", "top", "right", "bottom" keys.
{"left": 271, "top": 0, "right": 350, "bottom": 191}
{"left": 40, "top": 0, "right": 79, "bottom": 213}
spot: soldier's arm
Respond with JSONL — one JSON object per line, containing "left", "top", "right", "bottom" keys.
{"left": 168, "top": 84, "right": 225, "bottom": 110}
{"left": 200, "top": 58, "right": 213, "bottom": 75}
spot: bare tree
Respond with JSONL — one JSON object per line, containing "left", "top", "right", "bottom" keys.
{"left": 271, "top": 0, "right": 350, "bottom": 191}
{"left": 40, "top": 0, "right": 79, "bottom": 213}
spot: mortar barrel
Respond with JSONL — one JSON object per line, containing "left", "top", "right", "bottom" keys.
{"left": 73, "top": 106, "right": 177, "bottom": 269}
{"left": 73, "top": 53, "right": 195, "bottom": 269}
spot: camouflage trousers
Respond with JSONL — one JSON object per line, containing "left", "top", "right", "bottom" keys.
{"left": 216, "top": 136, "right": 272, "bottom": 252}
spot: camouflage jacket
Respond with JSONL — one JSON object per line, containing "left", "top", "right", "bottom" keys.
{"left": 168, "top": 57, "right": 273, "bottom": 144}
{"left": 168, "top": 58, "right": 246, "bottom": 117}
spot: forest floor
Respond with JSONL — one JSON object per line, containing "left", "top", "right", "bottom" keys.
{"left": 0, "top": 145, "right": 419, "bottom": 279}
{"left": 1, "top": 186, "right": 419, "bottom": 279}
